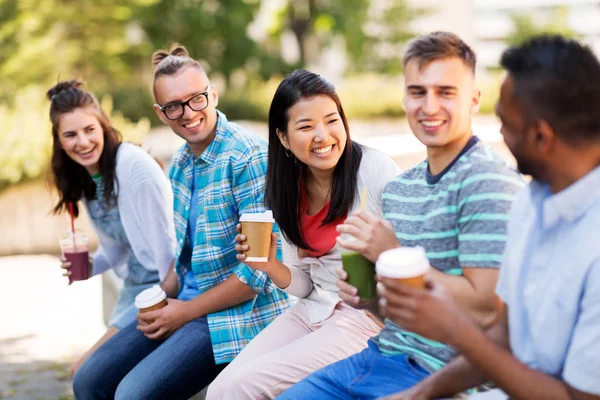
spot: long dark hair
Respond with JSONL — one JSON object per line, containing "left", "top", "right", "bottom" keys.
{"left": 265, "top": 69, "right": 363, "bottom": 251}
{"left": 47, "top": 79, "right": 122, "bottom": 217}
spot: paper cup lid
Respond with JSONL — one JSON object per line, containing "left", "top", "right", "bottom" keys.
{"left": 135, "top": 285, "right": 167, "bottom": 309}
{"left": 376, "top": 246, "right": 430, "bottom": 278}
{"left": 240, "top": 210, "right": 274, "bottom": 223}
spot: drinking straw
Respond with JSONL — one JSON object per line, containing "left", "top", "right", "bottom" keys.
{"left": 360, "top": 187, "right": 367, "bottom": 212}
{"left": 68, "top": 202, "right": 76, "bottom": 247}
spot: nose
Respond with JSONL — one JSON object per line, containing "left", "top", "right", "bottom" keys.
{"left": 422, "top": 92, "right": 440, "bottom": 116}
{"left": 76, "top": 132, "right": 91, "bottom": 147}
{"left": 313, "top": 123, "right": 330, "bottom": 142}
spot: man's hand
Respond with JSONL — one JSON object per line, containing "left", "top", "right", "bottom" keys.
{"left": 379, "top": 277, "right": 472, "bottom": 346}
{"left": 137, "top": 298, "right": 189, "bottom": 340}
{"left": 377, "top": 384, "right": 430, "bottom": 400}
{"left": 336, "top": 211, "right": 399, "bottom": 263}
{"left": 235, "top": 224, "right": 278, "bottom": 272}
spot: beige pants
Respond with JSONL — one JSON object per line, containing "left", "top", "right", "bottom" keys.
{"left": 206, "top": 301, "right": 382, "bottom": 400}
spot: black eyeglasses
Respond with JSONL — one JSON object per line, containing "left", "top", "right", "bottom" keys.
{"left": 156, "top": 84, "right": 211, "bottom": 120}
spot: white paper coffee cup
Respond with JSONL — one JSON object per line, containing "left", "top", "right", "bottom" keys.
{"left": 376, "top": 246, "right": 430, "bottom": 288}
{"left": 135, "top": 285, "right": 167, "bottom": 313}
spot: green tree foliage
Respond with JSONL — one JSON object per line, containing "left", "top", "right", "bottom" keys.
{"left": 0, "top": 0, "right": 152, "bottom": 103}
{"left": 506, "top": 6, "right": 577, "bottom": 46}
{"left": 267, "top": 0, "right": 420, "bottom": 74}
{"left": 136, "top": 0, "right": 264, "bottom": 85}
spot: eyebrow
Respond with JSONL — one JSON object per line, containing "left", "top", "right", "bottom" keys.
{"left": 61, "top": 124, "right": 95, "bottom": 135}
{"left": 407, "top": 85, "right": 458, "bottom": 91}
{"left": 294, "top": 112, "right": 338, "bottom": 125}
{"left": 164, "top": 92, "right": 204, "bottom": 106}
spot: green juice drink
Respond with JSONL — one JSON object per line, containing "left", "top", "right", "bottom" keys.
{"left": 341, "top": 249, "right": 376, "bottom": 301}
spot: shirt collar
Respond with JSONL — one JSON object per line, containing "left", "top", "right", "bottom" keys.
{"left": 536, "top": 165, "right": 600, "bottom": 228}
{"left": 177, "top": 110, "right": 228, "bottom": 167}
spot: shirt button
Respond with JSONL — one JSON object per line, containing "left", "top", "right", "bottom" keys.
{"left": 179, "top": 238, "right": 183, "bottom": 243}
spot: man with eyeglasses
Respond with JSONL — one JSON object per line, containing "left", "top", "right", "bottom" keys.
{"left": 71, "top": 44, "right": 291, "bottom": 399}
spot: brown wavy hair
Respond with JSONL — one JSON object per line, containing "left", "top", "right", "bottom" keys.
{"left": 47, "top": 79, "right": 122, "bottom": 217}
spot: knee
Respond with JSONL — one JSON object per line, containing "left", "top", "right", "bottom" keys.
{"left": 206, "top": 371, "right": 232, "bottom": 400}
{"left": 72, "top": 360, "right": 106, "bottom": 400}
{"left": 207, "top": 369, "right": 257, "bottom": 400}
{"left": 114, "top": 376, "right": 152, "bottom": 400}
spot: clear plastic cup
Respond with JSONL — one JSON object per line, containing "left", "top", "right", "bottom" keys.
{"left": 59, "top": 230, "right": 90, "bottom": 284}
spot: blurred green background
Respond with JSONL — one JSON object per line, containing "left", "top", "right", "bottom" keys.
{"left": 0, "top": 0, "right": 579, "bottom": 192}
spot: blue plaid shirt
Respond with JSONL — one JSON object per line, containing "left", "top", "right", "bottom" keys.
{"left": 169, "top": 111, "right": 291, "bottom": 364}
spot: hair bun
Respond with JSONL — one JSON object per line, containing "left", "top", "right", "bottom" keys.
{"left": 151, "top": 43, "right": 190, "bottom": 68}
{"left": 47, "top": 79, "right": 84, "bottom": 101}
{"left": 169, "top": 43, "right": 189, "bottom": 57}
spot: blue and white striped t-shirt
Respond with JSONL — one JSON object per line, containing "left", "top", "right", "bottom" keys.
{"left": 373, "top": 136, "right": 525, "bottom": 372}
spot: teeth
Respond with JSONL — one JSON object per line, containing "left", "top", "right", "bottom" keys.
{"left": 422, "top": 120, "right": 443, "bottom": 127}
{"left": 79, "top": 148, "right": 94, "bottom": 155}
{"left": 184, "top": 120, "right": 200, "bottom": 128}
{"left": 313, "top": 145, "right": 333, "bottom": 155}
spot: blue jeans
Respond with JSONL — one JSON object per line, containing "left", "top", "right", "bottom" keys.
{"left": 73, "top": 317, "right": 226, "bottom": 400}
{"left": 277, "top": 340, "right": 431, "bottom": 400}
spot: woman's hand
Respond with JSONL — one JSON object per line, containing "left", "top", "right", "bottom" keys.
{"left": 234, "top": 224, "right": 277, "bottom": 272}
{"left": 336, "top": 268, "right": 361, "bottom": 306}
{"left": 59, "top": 256, "right": 93, "bottom": 284}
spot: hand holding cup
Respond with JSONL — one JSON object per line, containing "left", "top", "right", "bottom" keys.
{"left": 235, "top": 210, "right": 276, "bottom": 272}
{"left": 59, "top": 255, "right": 93, "bottom": 285}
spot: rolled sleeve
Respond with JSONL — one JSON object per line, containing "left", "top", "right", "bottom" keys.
{"left": 563, "top": 261, "right": 600, "bottom": 395}
{"left": 233, "top": 263, "right": 271, "bottom": 294}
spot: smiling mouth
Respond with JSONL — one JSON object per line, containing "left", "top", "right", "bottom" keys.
{"left": 183, "top": 120, "right": 201, "bottom": 129}
{"left": 77, "top": 147, "right": 95, "bottom": 156}
{"left": 421, "top": 120, "right": 445, "bottom": 128}
{"left": 312, "top": 144, "right": 334, "bottom": 155}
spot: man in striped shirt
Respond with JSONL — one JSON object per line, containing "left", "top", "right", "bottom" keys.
{"left": 278, "top": 32, "right": 523, "bottom": 399}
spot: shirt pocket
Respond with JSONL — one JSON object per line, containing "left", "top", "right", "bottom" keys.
{"left": 204, "top": 201, "right": 237, "bottom": 248}
{"left": 528, "top": 273, "right": 579, "bottom": 375}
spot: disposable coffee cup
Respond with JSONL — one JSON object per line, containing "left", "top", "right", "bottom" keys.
{"left": 376, "top": 246, "right": 430, "bottom": 288}
{"left": 135, "top": 285, "right": 168, "bottom": 313}
{"left": 340, "top": 236, "right": 376, "bottom": 301}
{"left": 240, "top": 210, "right": 274, "bottom": 262}
{"left": 59, "top": 229, "right": 90, "bottom": 284}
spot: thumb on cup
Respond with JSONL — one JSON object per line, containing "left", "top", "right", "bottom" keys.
{"left": 268, "top": 232, "right": 278, "bottom": 261}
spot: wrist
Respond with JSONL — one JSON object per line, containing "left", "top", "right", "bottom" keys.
{"left": 450, "top": 314, "right": 480, "bottom": 350}
{"left": 182, "top": 298, "right": 201, "bottom": 322}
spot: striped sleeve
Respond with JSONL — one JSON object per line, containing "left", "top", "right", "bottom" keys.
{"left": 457, "top": 165, "right": 525, "bottom": 268}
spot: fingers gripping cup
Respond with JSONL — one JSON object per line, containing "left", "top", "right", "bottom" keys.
{"left": 135, "top": 285, "right": 168, "bottom": 313}
{"left": 240, "top": 210, "right": 275, "bottom": 262}
{"left": 376, "top": 246, "right": 430, "bottom": 288}
{"left": 59, "top": 230, "right": 90, "bottom": 284}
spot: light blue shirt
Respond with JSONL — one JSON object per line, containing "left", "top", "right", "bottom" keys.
{"left": 496, "top": 166, "right": 600, "bottom": 395}
{"left": 178, "top": 164, "right": 201, "bottom": 302}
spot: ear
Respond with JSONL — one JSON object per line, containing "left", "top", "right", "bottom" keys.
{"left": 471, "top": 89, "right": 481, "bottom": 114}
{"left": 531, "top": 119, "right": 555, "bottom": 154}
{"left": 210, "top": 86, "right": 219, "bottom": 108}
{"left": 276, "top": 129, "right": 289, "bottom": 149}
{"left": 153, "top": 104, "right": 170, "bottom": 125}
